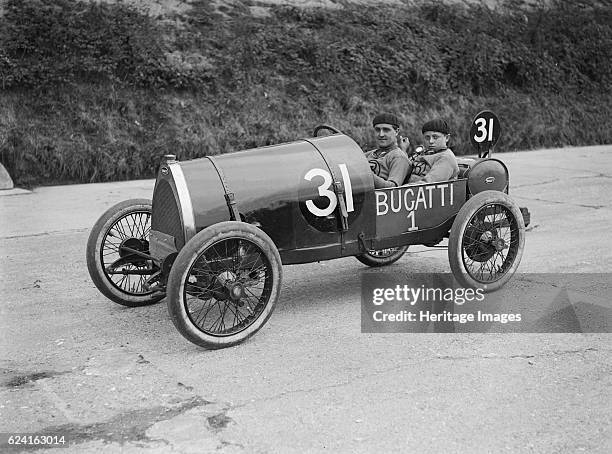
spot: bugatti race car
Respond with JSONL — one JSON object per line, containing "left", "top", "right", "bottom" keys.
{"left": 87, "top": 111, "right": 528, "bottom": 349}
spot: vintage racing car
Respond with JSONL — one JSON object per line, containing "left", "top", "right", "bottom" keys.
{"left": 86, "top": 112, "right": 528, "bottom": 349}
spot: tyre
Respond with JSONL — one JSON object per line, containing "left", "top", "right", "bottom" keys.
{"left": 448, "top": 191, "right": 525, "bottom": 292}
{"left": 355, "top": 246, "right": 409, "bottom": 267}
{"left": 86, "top": 199, "right": 165, "bottom": 307}
{"left": 167, "top": 221, "right": 282, "bottom": 349}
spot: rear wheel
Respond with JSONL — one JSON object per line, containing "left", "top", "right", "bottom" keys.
{"left": 448, "top": 191, "right": 525, "bottom": 291}
{"left": 167, "top": 221, "right": 282, "bottom": 349}
{"left": 86, "top": 199, "right": 164, "bottom": 306}
{"left": 355, "top": 246, "right": 409, "bottom": 267}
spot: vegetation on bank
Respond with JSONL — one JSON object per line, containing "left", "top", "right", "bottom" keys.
{"left": 0, "top": 0, "right": 610, "bottom": 185}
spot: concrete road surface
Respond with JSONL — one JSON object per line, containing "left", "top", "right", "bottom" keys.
{"left": 1, "top": 146, "right": 611, "bottom": 453}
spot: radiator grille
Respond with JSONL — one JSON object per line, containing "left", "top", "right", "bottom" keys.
{"left": 151, "top": 179, "right": 185, "bottom": 248}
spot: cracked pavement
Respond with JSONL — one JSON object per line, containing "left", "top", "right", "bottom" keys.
{"left": 0, "top": 145, "right": 611, "bottom": 453}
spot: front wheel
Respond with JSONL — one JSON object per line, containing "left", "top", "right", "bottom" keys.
{"left": 167, "top": 221, "right": 282, "bottom": 349}
{"left": 448, "top": 191, "right": 525, "bottom": 292}
{"left": 86, "top": 199, "right": 165, "bottom": 307}
{"left": 355, "top": 246, "right": 409, "bottom": 267}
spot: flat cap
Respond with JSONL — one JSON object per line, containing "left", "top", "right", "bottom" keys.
{"left": 422, "top": 118, "right": 450, "bottom": 135}
{"left": 372, "top": 113, "right": 400, "bottom": 128}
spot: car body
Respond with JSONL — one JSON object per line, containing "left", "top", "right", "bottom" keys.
{"left": 149, "top": 132, "right": 516, "bottom": 263}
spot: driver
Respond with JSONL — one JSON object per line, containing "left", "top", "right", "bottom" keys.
{"left": 366, "top": 113, "right": 411, "bottom": 189}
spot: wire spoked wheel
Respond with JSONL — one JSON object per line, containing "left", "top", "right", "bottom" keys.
{"left": 185, "top": 239, "right": 273, "bottom": 336}
{"left": 86, "top": 199, "right": 164, "bottom": 306}
{"left": 102, "top": 213, "right": 153, "bottom": 293}
{"left": 355, "top": 245, "right": 409, "bottom": 267}
{"left": 167, "top": 221, "right": 282, "bottom": 349}
{"left": 448, "top": 191, "right": 525, "bottom": 292}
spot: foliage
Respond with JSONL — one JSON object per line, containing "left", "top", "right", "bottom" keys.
{"left": 1, "top": 0, "right": 609, "bottom": 93}
{"left": 0, "top": 0, "right": 209, "bottom": 88}
{"left": 0, "top": 0, "right": 610, "bottom": 185}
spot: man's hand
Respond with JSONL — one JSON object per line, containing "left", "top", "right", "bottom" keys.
{"left": 399, "top": 135, "right": 410, "bottom": 153}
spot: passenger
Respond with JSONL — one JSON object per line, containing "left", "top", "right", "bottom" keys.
{"left": 401, "top": 118, "right": 459, "bottom": 184}
{"left": 366, "top": 113, "right": 411, "bottom": 189}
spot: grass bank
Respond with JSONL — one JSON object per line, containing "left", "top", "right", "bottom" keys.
{"left": 0, "top": 0, "right": 610, "bottom": 186}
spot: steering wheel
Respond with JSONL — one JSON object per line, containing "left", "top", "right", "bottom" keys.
{"left": 313, "top": 124, "right": 342, "bottom": 136}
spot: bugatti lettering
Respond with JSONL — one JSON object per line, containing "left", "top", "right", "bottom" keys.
{"left": 376, "top": 183, "right": 454, "bottom": 216}
{"left": 304, "top": 163, "right": 355, "bottom": 217}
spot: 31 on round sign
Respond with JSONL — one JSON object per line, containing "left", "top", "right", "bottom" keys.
{"left": 469, "top": 110, "right": 501, "bottom": 156}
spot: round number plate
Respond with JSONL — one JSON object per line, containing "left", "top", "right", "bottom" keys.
{"left": 470, "top": 110, "right": 501, "bottom": 153}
